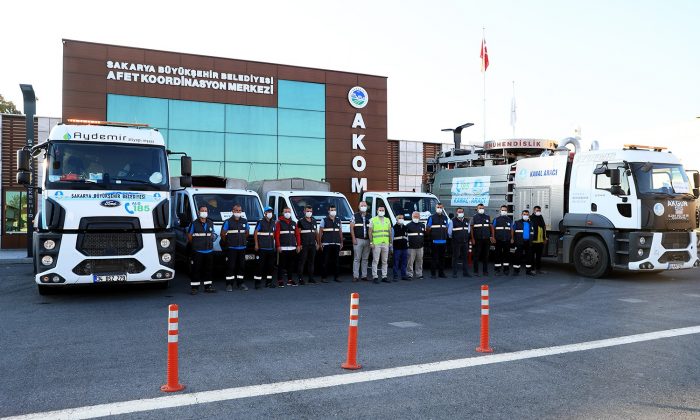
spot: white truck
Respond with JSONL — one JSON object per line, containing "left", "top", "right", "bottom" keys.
{"left": 428, "top": 137, "right": 700, "bottom": 277}
{"left": 16, "top": 121, "right": 192, "bottom": 294}
{"left": 171, "top": 176, "right": 264, "bottom": 263}
{"left": 361, "top": 191, "right": 439, "bottom": 225}
{"left": 249, "top": 178, "right": 355, "bottom": 257}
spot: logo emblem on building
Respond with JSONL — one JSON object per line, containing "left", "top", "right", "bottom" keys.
{"left": 348, "top": 86, "right": 368, "bottom": 109}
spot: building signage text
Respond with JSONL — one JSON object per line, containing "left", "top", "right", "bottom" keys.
{"left": 350, "top": 86, "right": 368, "bottom": 193}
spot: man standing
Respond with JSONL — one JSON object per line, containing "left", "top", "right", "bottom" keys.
{"left": 275, "top": 207, "right": 298, "bottom": 287}
{"left": 296, "top": 205, "right": 318, "bottom": 285}
{"left": 221, "top": 204, "right": 249, "bottom": 291}
{"left": 470, "top": 203, "right": 495, "bottom": 277}
{"left": 530, "top": 205, "right": 548, "bottom": 274}
{"left": 187, "top": 206, "right": 217, "bottom": 295}
{"left": 255, "top": 206, "right": 276, "bottom": 289}
{"left": 392, "top": 214, "right": 408, "bottom": 281}
{"left": 318, "top": 205, "right": 343, "bottom": 283}
{"left": 449, "top": 207, "right": 471, "bottom": 278}
{"left": 426, "top": 203, "right": 451, "bottom": 278}
{"left": 350, "top": 201, "right": 371, "bottom": 282}
{"left": 492, "top": 205, "right": 513, "bottom": 276}
{"left": 511, "top": 209, "right": 535, "bottom": 276}
{"left": 406, "top": 211, "right": 425, "bottom": 280}
{"left": 369, "top": 205, "right": 393, "bottom": 283}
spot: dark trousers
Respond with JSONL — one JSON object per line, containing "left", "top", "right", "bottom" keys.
{"left": 322, "top": 244, "right": 340, "bottom": 279}
{"left": 258, "top": 249, "right": 275, "bottom": 285}
{"left": 473, "top": 238, "right": 490, "bottom": 274}
{"left": 191, "top": 251, "right": 213, "bottom": 288}
{"left": 297, "top": 245, "right": 317, "bottom": 280}
{"left": 451, "top": 242, "right": 469, "bottom": 275}
{"left": 514, "top": 241, "right": 533, "bottom": 272}
{"left": 278, "top": 250, "right": 297, "bottom": 281}
{"left": 494, "top": 240, "right": 511, "bottom": 273}
{"left": 225, "top": 248, "right": 246, "bottom": 286}
{"left": 393, "top": 248, "right": 408, "bottom": 277}
{"left": 532, "top": 242, "right": 544, "bottom": 270}
{"left": 430, "top": 242, "right": 446, "bottom": 275}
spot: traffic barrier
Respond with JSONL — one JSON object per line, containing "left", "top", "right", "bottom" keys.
{"left": 161, "top": 304, "right": 185, "bottom": 392}
{"left": 475, "top": 285, "right": 493, "bottom": 353}
{"left": 341, "top": 293, "right": 362, "bottom": 370}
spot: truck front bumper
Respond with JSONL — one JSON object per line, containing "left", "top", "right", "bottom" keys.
{"left": 628, "top": 231, "right": 700, "bottom": 271}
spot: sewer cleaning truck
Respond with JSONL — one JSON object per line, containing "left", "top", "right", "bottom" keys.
{"left": 16, "top": 120, "right": 192, "bottom": 294}
{"left": 426, "top": 137, "right": 700, "bottom": 277}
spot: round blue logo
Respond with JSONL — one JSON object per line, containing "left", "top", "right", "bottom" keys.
{"left": 54, "top": 191, "right": 64, "bottom": 199}
{"left": 348, "top": 86, "right": 369, "bottom": 109}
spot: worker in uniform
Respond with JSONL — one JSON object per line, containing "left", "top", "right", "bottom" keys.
{"left": 318, "top": 205, "right": 343, "bottom": 283}
{"left": 511, "top": 209, "right": 536, "bottom": 276}
{"left": 296, "top": 205, "right": 319, "bottom": 285}
{"left": 470, "top": 203, "right": 495, "bottom": 277}
{"left": 392, "top": 214, "right": 409, "bottom": 281}
{"left": 369, "top": 205, "right": 393, "bottom": 283}
{"left": 426, "top": 203, "right": 450, "bottom": 278}
{"left": 449, "top": 207, "right": 471, "bottom": 277}
{"left": 406, "top": 211, "right": 426, "bottom": 280}
{"left": 254, "top": 206, "right": 276, "bottom": 289}
{"left": 350, "top": 201, "right": 371, "bottom": 282}
{"left": 530, "top": 205, "right": 548, "bottom": 274}
{"left": 221, "top": 204, "right": 249, "bottom": 292}
{"left": 492, "top": 205, "right": 513, "bottom": 276}
{"left": 187, "top": 206, "right": 217, "bottom": 295}
{"left": 275, "top": 207, "right": 298, "bottom": 287}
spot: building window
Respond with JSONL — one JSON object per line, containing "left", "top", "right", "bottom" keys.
{"left": 4, "top": 191, "right": 27, "bottom": 234}
{"left": 278, "top": 80, "right": 325, "bottom": 112}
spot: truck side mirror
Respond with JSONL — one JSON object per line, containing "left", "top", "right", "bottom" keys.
{"left": 609, "top": 169, "right": 621, "bottom": 186}
{"left": 694, "top": 173, "right": 700, "bottom": 197}
{"left": 17, "top": 149, "right": 31, "bottom": 171}
{"left": 180, "top": 176, "right": 192, "bottom": 188}
{"left": 593, "top": 164, "right": 608, "bottom": 175}
{"left": 181, "top": 156, "right": 192, "bottom": 177}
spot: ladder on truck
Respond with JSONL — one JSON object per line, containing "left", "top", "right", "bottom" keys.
{"left": 506, "top": 162, "right": 517, "bottom": 215}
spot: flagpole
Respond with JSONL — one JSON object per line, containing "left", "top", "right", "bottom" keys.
{"left": 511, "top": 80, "right": 516, "bottom": 137}
{"left": 482, "top": 27, "right": 486, "bottom": 145}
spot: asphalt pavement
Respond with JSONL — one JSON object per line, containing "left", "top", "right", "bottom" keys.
{"left": 1, "top": 261, "right": 700, "bottom": 419}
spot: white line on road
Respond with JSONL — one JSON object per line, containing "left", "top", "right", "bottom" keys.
{"left": 683, "top": 293, "right": 700, "bottom": 298}
{"left": 618, "top": 298, "right": 648, "bottom": 303}
{"left": 5, "top": 325, "right": 700, "bottom": 420}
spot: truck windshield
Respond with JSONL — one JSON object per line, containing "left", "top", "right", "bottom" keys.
{"left": 387, "top": 196, "right": 438, "bottom": 218}
{"left": 631, "top": 163, "right": 690, "bottom": 195}
{"left": 46, "top": 142, "right": 168, "bottom": 191}
{"left": 289, "top": 195, "right": 353, "bottom": 221}
{"left": 194, "top": 194, "right": 263, "bottom": 222}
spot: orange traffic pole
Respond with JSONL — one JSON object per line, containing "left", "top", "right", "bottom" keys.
{"left": 341, "top": 293, "right": 362, "bottom": 370}
{"left": 161, "top": 304, "right": 185, "bottom": 392}
{"left": 475, "top": 285, "right": 493, "bottom": 353}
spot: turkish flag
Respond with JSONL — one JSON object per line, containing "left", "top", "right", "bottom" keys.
{"left": 480, "top": 38, "right": 489, "bottom": 72}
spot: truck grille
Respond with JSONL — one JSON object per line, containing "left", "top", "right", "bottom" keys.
{"left": 72, "top": 258, "right": 146, "bottom": 275}
{"left": 658, "top": 251, "right": 691, "bottom": 263}
{"left": 77, "top": 232, "right": 142, "bottom": 256}
{"left": 661, "top": 232, "right": 690, "bottom": 249}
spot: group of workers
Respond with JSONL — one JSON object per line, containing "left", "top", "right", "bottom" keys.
{"left": 187, "top": 201, "right": 548, "bottom": 294}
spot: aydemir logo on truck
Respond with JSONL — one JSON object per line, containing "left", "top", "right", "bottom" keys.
{"left": 62, "top": 131, "right": 156, "bottom": 144}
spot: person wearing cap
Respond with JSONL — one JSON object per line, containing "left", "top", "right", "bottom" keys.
{"left": 350, "top": 201, "right": 371, "bottom": 282}
{"left": 369, "top": 205, "right": 393, "bottom": 283}
{"left": 275, "top": 207, "right": 298, "bottom": 287}
{"left": 296, "top": 205, "right": 319, "bottom": 285}
{"left": 221, "top": 204, "right": 249, "bottom": 291}
{"left": 187, "top": 206, "right": 216, "bottom": 295}
{"left": 255, "top": 206, "right": 276, "bottom": 288}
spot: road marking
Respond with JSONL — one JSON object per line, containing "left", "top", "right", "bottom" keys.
{"left": 5, "top": 325, "right": 700, "bottom": 420}
{"left": 618, "top": 298, "right": 647, "bottom": 303}
{"left": 683, "top": 293, "right": 700, "bottom": 298}
{"left": 526, "top": 309, "right": 548, "bottom": 314}
{"left": 389, "top": 321, "right": 422, "bottom": 328}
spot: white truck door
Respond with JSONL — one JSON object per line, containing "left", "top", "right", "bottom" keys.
{"left": 591, "top": 163, "right": 636, "bottom": 229}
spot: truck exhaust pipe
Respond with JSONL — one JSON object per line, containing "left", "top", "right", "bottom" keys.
{"left": 557, "top": 137, "right": 581, "bottom": 154}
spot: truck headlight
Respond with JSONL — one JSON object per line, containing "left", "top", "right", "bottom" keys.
{"left": 639, "top": 237, "right": 646, "bottom": 245}
{"left": 43, "top": 239, "right": 56, "bottom": 250}
{"left": 41, "top": 255, "right": 54, "bottom": 266}
{"left": 161, "top": 253, "right": 172, "bottom": 263}
{"left": 160, "top": 238, "right": 170, "bottom": 248}
{"left": 637, "top": 249, "right": 644, "bottom": 257}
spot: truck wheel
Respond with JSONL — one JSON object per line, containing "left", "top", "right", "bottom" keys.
{"left": 573, "top": 236, "right": 610, "bottom": 278}
{"left": 37, "top": 285, "right": 57, "bottom": 295}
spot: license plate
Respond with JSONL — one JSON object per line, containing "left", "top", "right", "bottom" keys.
{"left": 245, "top": 254, "right": 257, "bottom": 261}
{"left": 339, "top": 250, "right": 352, "bottom": 257}
{"left": 93, "top": 274, "right": 127, "bottom": 283}
{"left": 669, "top": 263, "right": 683, "bottom": 270}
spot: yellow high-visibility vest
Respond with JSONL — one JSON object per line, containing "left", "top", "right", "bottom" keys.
{"left": 370, "top": 217, "right": 391, "bottom": 245}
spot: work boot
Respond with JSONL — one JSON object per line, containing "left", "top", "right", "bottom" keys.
{"left": 402, "top": 276, "right": 410, "bottom": 281}
{"left": 353, "top": 277, "right": 359, "bottom": 282}
{"left": 308, "top": 278, "right": 317, "bottom": 284}
{"left": 381, "top": 277, "right": 390, "bottom": 283}
{"left": 361, "top": 277, "right": 369, "bottom": 282}
{"left": 373, "top": 277, "right": 380, "bottom": 284}
{"left": 392, "top": 276, "right": 399, "bottom": 282}
{"left": 190, "top": 288, "right": 199, "bottom": 295}
{"left": 473, "top": 272, "right": 480, "bottom": 277}
{"left": 321, "top": 278, "right": 329, "bottom": 283}
{"left": 278, "top": 280, "right": 285, "bottom": 288}
{"left": 463, "top": 272, "right": 471, "bottom": 277}
{"left": 430, "top": 272, "right": 436, "bottom": 279}
{"left": 334, "top": 277, "right": 342, "bottom": 283}
{"left": 298, "top": 278, "right": 306, "bottom": 286}
{"left": 287, "top": 279, "right": 297, "bottom": 287}
{"left": 526, "top": 270, "right": 535, "bottom": 276}
{"left": 452, "top": 272, "right": 458, "bottom": 278}
{"left": 512, "top": 270, "right": 520, "bottom": 276}
{"left": 438, "top": 272, "right": 447, "bottom": 278}
{"left": 267, "top": 282, "right": 276, "bottom": 289}
{"left": 226, "top": 284, "right": 234, "bottom": 292}
{"left": 204, "top": 286, "right": 216, "bottom": 293}
{"left": 239, "top": 283, "right": 249, "bottom": 291}
{"left": 254, "top": 280, "right": 261, "bottom": 290}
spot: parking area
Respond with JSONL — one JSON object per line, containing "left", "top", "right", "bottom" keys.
{"left": 2, "top": 262, "right": 700, "bottom": 419}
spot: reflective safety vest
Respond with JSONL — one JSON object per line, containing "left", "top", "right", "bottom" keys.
{"left": 406, "top": 222, "right": 425, "bottom": 249}
{"left": 321, "top": 216, "right": 342, "bottom": 245}
{"left": 471, "top": 213, "right": 492, "bottom": 240}
{"left": 277, "top": 219, "right": 297, "bottom": 248}
{"left": 370, "top": 217, "right": 391, "bottom": 245}
{"left": 392, "top": 223, "right": 408, "bottom": 250}
{"left": 493, "top": 215, "right": 513, "bottom": 242}
{"left": 256, "top": 218, "right": 275, "bottom": 250}
{"left": 429, "top": 213, "right": 448, "bottom": 241}
{"left": 190, "top": 219, "right": 215, "bottom": 252}
{"left": 513, "top": 219, "right": 535, "bottom": 245}
{"left": 451, "top": 217, "right": 469, "bottom": 243}
{"left": 352, "top": 212, "right": 370, "bottom": 239}
{"left": 224, "top": 217, "right": 248, "bottom": 249}
{"left": 297, "top": 217, "right": 318, "bottom": 246}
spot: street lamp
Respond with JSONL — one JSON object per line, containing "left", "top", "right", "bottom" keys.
{"left": 20, "top": 84, "right": 36, "bottom": 258}
{"left": 441, "top": 122, "right": 474, "bottom": 150}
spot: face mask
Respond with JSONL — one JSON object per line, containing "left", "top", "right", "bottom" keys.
{"left": 535, "top": 212, "right": 542, "bottom": 216}
{"left": 305, "top": 211, "right": 313, "bottom": 218}
{"left": 436, "top": 208, "right": 443, "bottom": 214}
{"left": 378, "top": 210, "right": 385, "bottom": 217}
{"left": 284, "top": 212, "right": 292, "bottom": 219}
{"left": 412, "top": 218, "right": 420, "bottom": 223}
{"left": 396, "top": 219, "right": 404, "bottom": 224}
{"left": 330, "top": 211, "right": 337, "bottom": 217}
{"left": 265, "top": 213, "right": 272, "bottom": 220}
{"left": 478, "top": 209, "right": 485, "bottom": 214}
{"left": 523, "top": 215, "right": 529, "bottom": 221}
{"left": 457, "top": 212, "right": 464, "bottom": 218}
{"left": 233, "top": 212, "right": 242, "bottom": 218}
{"left": 359, "top": 206, "right": 367, "bottom": 212}
{"left": 199, "top": 212, "right": 208, "bottom": 219}
{"left": 501, "top": 210, "right": 507, "bottom": 216}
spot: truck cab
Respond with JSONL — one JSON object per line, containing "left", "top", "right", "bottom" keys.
{"left": 361, "top": 191, "right": 439, "bottom": 225}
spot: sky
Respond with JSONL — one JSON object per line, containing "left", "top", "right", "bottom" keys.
{"left": 2, "top": 0, "right": 699, "bottom": 163}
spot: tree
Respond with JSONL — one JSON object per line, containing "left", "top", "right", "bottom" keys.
{"left": 0, "top": 94, "right": 21, "bottom": 114}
